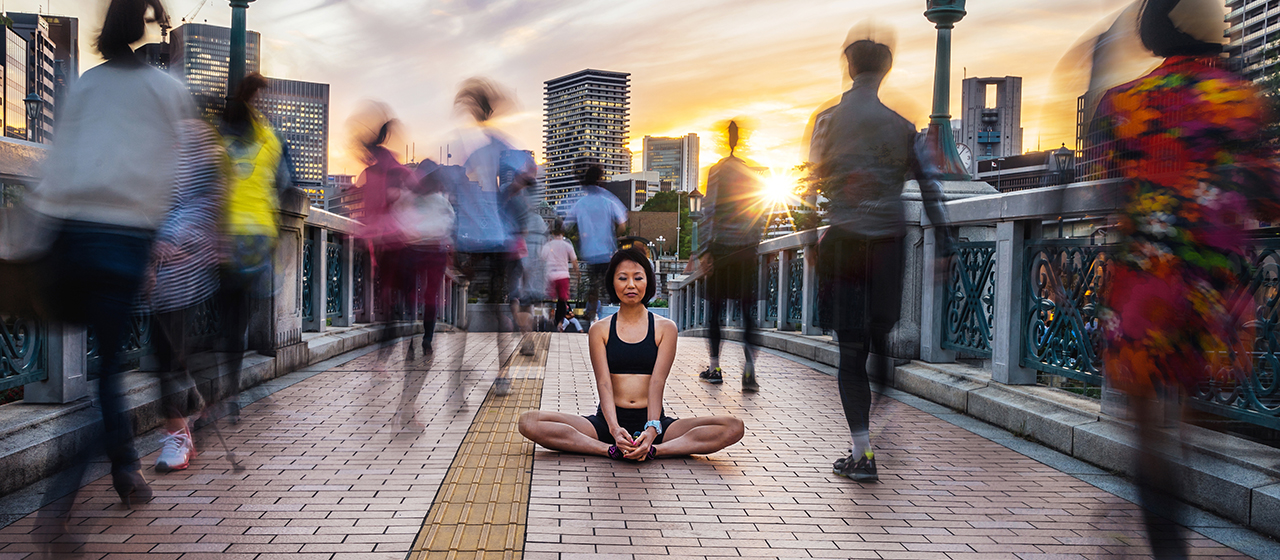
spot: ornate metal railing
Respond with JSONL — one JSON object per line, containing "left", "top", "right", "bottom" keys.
{"left": 302, "top": 238, "right": 314, "bottom": 322}
{"left": 325, "top": 240, "right": 342, "bottom": 319}
{"left": 0, "top": 315, "right": 44, "bottom": 391}
{"left": 943, "top": 242, "right": 996, "bottom": 356}
{"left": 787, "top": 251, "right": 803, "bottom": 323}
{"left": 1022, "top": 240, "right": 1111, "bottom": 386}
{"left": 765, "top": 257, "right": 779, "bottom": 322}
{"left": 1190, "top": 238, "right": 1280, "bottom": 429}
{"left": 352, "top": 249, "right": 366, "bottom": 313}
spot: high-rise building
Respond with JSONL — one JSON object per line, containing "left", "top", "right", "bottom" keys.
{"left": 1227, "top": 0, "right": 1277, "bottom": 80}
{"left": 326, "top": 174, "right": 361, "bottom": 218}
{"left": 137, "top": 41, "right": 170, "bottom": 70}
{"left": 602, "top": 171, "right": 661, "bottom": 211}
{"left": 642, "top": 134, "right": 699, "bottom": 192}
{"left": 0, "top": 28, "right": 28, "bottom": 141}
{"left": 8, "top": 13, "right": 56, "bottom": 144}
{"left": 257, "top": 78, "right": 329, "bottom": 203}
{"left": 41, "top": 14, "right": 76, "bottom": 126}
{"left": 542, "top": 69, "right": 630, "bottom": 213}
{"left": 959, "top": 76, "right": 1023, "bottom": 176}
{"left": 169, "top": 23, "right": 261, "bottom": 121}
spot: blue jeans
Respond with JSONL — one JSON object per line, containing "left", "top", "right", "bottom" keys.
{"left": 44, "top": 222, "right": 154, "bottom": 474}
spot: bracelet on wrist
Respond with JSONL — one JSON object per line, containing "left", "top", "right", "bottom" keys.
{"left": 644, "top": 420, "right": 663, "bottom": 435}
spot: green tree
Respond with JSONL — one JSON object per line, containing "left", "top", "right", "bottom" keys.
{"left": 788, "top": 162, "right": 829, "bottom": 232}
{"left": 639, "top": 191, "right": 692, "bottom": 257}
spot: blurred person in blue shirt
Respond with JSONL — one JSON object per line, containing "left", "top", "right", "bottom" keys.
{"left": 567, "top": 162, "right": 627, "bottom": 324}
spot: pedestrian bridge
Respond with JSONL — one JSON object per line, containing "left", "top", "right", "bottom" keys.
{"left": 1, "top": 138, "right": 1279, "bottom": 557}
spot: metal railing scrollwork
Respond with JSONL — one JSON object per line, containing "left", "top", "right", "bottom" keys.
{"left": 325, "top": 241, "right": 342, "bottom": 318}
{"left": 787, "top": 252, "right": 803, "bottom": 323}
{"left": 943, "top": 242, "right": 996, "bottom": 356}
{"left": 87, "top": 314, "right": 152, "bottom": 377}
{"left": 352, "top": 249, "right": 366, "bottom": 313}
{"left": 0, "top": 315, "right": 44, "bottom": 391}
{"left": 765, "top": 257, "right": 779, "bottom": 322}
{"left": 302, "top": 238, "right": 314, "bottom": 322}
{"left": 1022, "top": 240, "right": 1110, "bottom": 385}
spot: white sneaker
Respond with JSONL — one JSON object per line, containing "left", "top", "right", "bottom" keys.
{"left": 155, "top": 428, "right": 195, "bottom": 472}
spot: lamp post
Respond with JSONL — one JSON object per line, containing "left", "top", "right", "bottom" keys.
{"left": 1052, "top": 143, "right": 1074, "bottom": 186}
{"left": 23, "top": 93, "right": 42, "bottom": 144}
{"left": 924, "top": 0, "right": 971, "bottom": 180}
{"left": 994, "top": 158, "right": 1004, "bottom": 191}
{"left": 656, "top": 235, "right": 666, "bottom": 257}
{"left": 688, "top": 188, "right": 704, "bottom": 257}
{"left": 228, "top": 0, "right": 256, "bottom": 97}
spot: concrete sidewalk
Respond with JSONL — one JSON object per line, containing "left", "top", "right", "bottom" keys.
{"left": 0, "top": 333, "right": 1273, "bottom": 559}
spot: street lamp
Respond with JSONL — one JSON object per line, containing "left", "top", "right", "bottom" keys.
{"left": 655, "top": 235, "right": 666, "bottom": 257}
{"left": 228, "top": 0, "right": 257, "bottom": 96}
{"left": 688, "top": 188, "right": 704, "bottom": 256}
{"left": 1052, "top": 144, "right": 1074, "bottom": 186}
{"left": 23, "top": 93, "right": 41, "bottom": 144}
{"left": 924, "top": 0, "right": 971, "bottom": 179}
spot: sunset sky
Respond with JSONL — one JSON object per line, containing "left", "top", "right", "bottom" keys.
{"left": 23, "top": 0, "right": 1154, "bottom": 180}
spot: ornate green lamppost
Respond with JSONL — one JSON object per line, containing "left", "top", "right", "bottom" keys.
{"left": 924, "top": 0, "right": 971, "bottom": 179}
{"left": 228, "top": 0, "right": 255, "bottom": 95}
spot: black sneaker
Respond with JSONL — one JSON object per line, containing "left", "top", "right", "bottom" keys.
{"left": 699, "top": 367, "right": 723, "bottom": 384}
{"left": 834, "top": 453, "right": 878, "bottom": 482}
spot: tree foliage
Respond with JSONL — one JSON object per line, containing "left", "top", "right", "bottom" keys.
{"left": 639, "top": 191, "right": 691, "bottom": 257}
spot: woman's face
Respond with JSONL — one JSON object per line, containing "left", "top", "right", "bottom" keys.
{"left": 613, "top": 260, "right": 647, "bottom": 306}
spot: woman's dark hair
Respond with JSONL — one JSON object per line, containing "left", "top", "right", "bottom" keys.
{"left": 1139, "top": 0, "right": 1221, "bottom": 58}
{"left": 98, "top": 0, "right": 167, "bottom": 61}
{"left": 606, "top": 248, "right": 656, "bottom": 305}
{"left": 222, "top": 72, "right": 270, "bottom": 128}
{"left": 455, "top": 77, "right": 508, "bottom": 123}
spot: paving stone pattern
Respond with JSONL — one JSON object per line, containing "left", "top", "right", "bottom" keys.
{"left": 0, "top": 332, "right": 1260, "bottom": 559}
{"left": 526, "top": 335, "right": 1252, "bottom": 559}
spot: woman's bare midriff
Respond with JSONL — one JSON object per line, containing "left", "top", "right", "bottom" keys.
{"left": 611, "top": 373, "right": 650, "bottom": 408}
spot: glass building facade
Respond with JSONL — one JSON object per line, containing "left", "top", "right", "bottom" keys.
{"left": 0, "top": 28, "right": 28, "bottom": 141}
{"left": 542, "top": 69, "right": 630, "bottom": 213}
{"left": 8, "top": 13, "right": 57, "bottom": 144}
{"left": 169, "top": 23, "right": 261, "bottom": 122}
{"left": 257, "top": 78, "right": 329, "bottom": 200}
{"left": 642, "top": 133, "right": 699, "bottom": 192}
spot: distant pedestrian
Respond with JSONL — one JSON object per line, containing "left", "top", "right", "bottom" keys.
{"left": 540, "top": 221, "right": 578, "bottom": 328}
{"left": 567, "top": 162, "right": 627, "bottom": 325}
{"left": 696, "top": 120, "right": 768, "bottom": 392}
{"left": 810, "top": 36, "right": 949, "bottom": 483}
{"left": 560, "top": 310, "right": 584, "bottom": 333}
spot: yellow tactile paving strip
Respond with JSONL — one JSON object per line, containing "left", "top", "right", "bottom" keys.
{"left": 408, "top": 333, "right": 549, "bottom": 560}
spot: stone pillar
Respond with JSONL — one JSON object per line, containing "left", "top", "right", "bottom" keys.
{"left": 757, "top": 254, "right": 768, "bottom": 329}
{"left": 776, "top": 250, "right": 791, "bottom": 331}
{"left": 919, "top": 226, "right": 957, "bottom": 363}
{"left": 24, "top": 324, "right": 87, "bottom": 404}
{"left": 331, "top": 235, "right": 354, "bottom": 327}
{"left": 992, "top": 220, "right": 1035, "bottom": 384}
{"left": 272, "top": 188, "right": 308, "bottom": 374}
{"left": 801, "top": 243, "right": 821, "bottom": 335}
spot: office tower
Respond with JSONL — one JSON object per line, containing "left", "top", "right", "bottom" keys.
{"left": 138, "top": 41, "right": 170, "bottom": 70}
{"left": 7, "top": 13, "right": 56, "bottom": 144}
{"left": 602, "top": 171, "right": 661, "bottom": 210}
{"left": 169, "top": 23, "right": 261, "bottom": 121}
{"left": 1227, "top": 0, "right": 1278, "bottom": 80}
{"left": 258, "top": 78, "right": 330, "bottom": 203}
{"left": 642, "top": 133, "right": 699, "bottom": 192}
{"left": 40, "top": 14, "right": 76, "bottom": 127}
{"left": 542, "top": 69, "right": 630, "bottom": 213}
{"left": 0, "top": 28, "right": 27, "bottom": 141}
{"left": 959, "top": 76, "right": 1023, "bottom": 176}
{"left": 326, "top": 174, "right": 361, "bottom": 218}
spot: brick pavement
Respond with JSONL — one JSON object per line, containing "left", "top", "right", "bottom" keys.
{"left": 526, "top": 335, "right": 1254, "bottom": 559}
{"left": 0, "top": 331, "right": 1265, "bottom": 559}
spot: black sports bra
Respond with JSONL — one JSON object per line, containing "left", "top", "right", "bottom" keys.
{"left": 606, "top": 312, "right": 658, "bottom": 375}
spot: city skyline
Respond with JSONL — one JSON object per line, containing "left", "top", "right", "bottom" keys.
{"left": 19, "top": 0, "right": 1155, "bottom": 181}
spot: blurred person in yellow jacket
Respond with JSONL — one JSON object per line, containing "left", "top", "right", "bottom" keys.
{"left": 215, "top": 72, "right": 294, "bottom": 424}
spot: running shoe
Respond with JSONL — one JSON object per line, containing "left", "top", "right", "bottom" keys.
{"left": 699, "top": 367, "right": 723, "bottom": 384}
{"left": 834, "top": 453, "right": 878, "bottom": 482}
{"left": 155, "top": 428, "right": 196, "bottom": 472}
{"left": 607, "top": 445, "right": 625, "bottom": 460}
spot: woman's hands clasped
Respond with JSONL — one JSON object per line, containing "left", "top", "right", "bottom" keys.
{"left": 624, "top": 428, "right": 657, "bottom": 461}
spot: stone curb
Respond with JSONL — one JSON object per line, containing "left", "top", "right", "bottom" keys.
{"left": 0, "top": 321, "right": 425, "bottom": 500}
{"left": 683, "top": 326, "right": 1280, "bottom": 542}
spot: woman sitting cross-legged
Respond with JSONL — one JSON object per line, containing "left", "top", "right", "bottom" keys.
{"left": 519, "top": 248, "right": 745, "bottom": 460}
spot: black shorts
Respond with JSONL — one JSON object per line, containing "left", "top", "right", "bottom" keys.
{"left": 584, "top": 406, "right": 678, "bottom": 445}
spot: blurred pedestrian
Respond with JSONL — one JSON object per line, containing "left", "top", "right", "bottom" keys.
{"left": 216, "top": 72, "right": 293, "bottom": 425}
{"left": 1089, "top": 1, "right": 1280, "bottom": 557}
{"left": 396, "top": 161, "right": 455, "bottom": 357}
{"left": 696, "top": 120, "right": 768, "bottom": 392}
{"left": 25, "top": 0, "right": 193, "bottom": 507}
{"left": 143, "top": 117, "right": 227, "bottom": 472}
{"left": 567, "top": 162, "right": 627, "bottom": 325}
{"left": 810, "top": 36, "right": 949, "bottom": 483}
{"left": 541, "top": 221, "right": 578, "bottom": 328}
